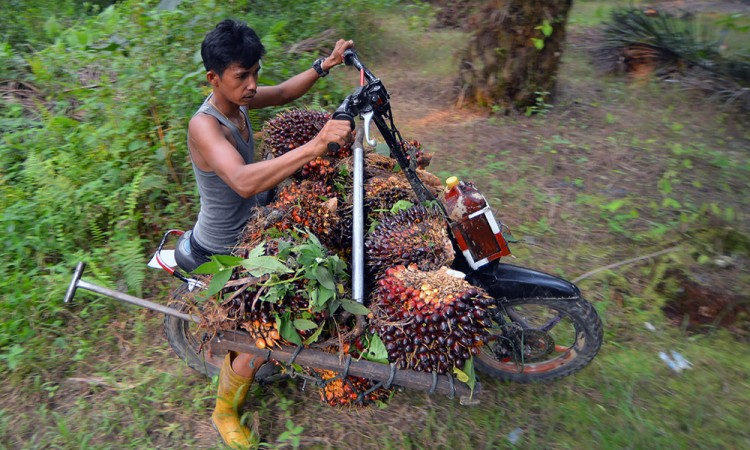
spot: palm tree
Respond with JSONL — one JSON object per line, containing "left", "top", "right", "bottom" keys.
{"left": 456, "top": 0, "right": 573, "bottom": 114}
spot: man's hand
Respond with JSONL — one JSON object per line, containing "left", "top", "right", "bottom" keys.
{"left": 312, "top": 118, "right": 354, "bottom": 156}
{"left": 322, "top": 39, "right": 355, "bottom": 72}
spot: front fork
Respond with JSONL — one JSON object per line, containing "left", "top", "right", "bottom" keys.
{"left": 464, "top": 261, "right": 582, "bottom": 362}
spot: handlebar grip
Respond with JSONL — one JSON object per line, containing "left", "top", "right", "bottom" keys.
{"left": 343, "top": 49, "right": 361, "bottom": 69}
{"left": 333, "top": 110, "right": 355, "bottom": 130}
{"left": 328, "top": 110, "right": 355, "bottom": 153}
{"left": 342, "top": 49, "right": 376, "bottom": 83}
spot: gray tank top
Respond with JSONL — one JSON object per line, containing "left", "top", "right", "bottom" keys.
{"left": 188, "top": 94, "right": 262, "bottom": 254}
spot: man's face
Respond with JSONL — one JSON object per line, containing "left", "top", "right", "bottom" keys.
{"left": 211, "top": 61, "right": 260, "bottom": 105}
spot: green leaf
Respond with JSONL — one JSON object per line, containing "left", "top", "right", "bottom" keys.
{"left": 293, "top": 319, "right": 318, "bottom": 331}
{"left": 192, "top": 260, "right": 219, "bottom": 275}
{"left": 306, "top": 230, "right": 323, "bottom": 248}
{"left": 328, "top": 299, "right": 342, "bottom": 316}
{"left": 303, "top": 323, "right": 325, "bottom": 345}
{"left": 311, "top": 287, "right": 333, "bottom": 311}
{"left": 540, "top": 20, "right": 553, "bottom": 37}
{"left": 277, "top": 314, "right": 302, "bottom": 346}
{"left": 453, "top": 367, "right": 469, "bottom": 383}
{"left": 242, "top": 256, "right": 292, "bottom": 277}
{"left": 314, "top": 266, "right": 335, "bottom": 290}
{"left": 213, "top": 254, "right": 244, "bottom": 267}
{"left": 340, "top": 299, "right": 370, "bottom": 315}
{"left": 295, "top": 243, "right": 323, "bottom": 266}
{"left": 601, "top": 199, "right": 625, "bottom": 212}
{"left": 264, "top": 285, "right": 281, "bottom": 304}
{"left": 364, "top": 334, "right": 388, "bottom": 363}
{"left": 462, "top": 357, "right": 477, "bottom": 398}
{"left": 390, "top": 200, "right": 414, "bottom": 214}
{"left": 206, "top": 268, "right": 233, "bottom": 297}
{"left": 248, "top": 242, "right": 266, "bottom": 259}
{"left": 531, "top": 38, "right": 545, "bottom": 50}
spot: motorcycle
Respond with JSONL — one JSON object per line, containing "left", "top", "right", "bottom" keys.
{"left": 65, "top": 49, "right": 603, "bottom": 404}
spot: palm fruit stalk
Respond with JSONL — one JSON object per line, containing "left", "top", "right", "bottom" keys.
{"left": 365, "top": 205, "right": 454, "bottom": 279}
{"left": 371, "top": 264, "right": 494, "bottom": 374}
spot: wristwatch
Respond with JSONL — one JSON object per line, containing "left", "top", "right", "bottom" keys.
{"left": 312, "top": 57, "right": 329, "bottom": 78}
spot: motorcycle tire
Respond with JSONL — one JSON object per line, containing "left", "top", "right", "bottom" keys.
{"left": 476, "top": 296, "right": 603, "bottom": 383}
{"left": 163, "top": 283, "right": 223, "bottom": 378}
{"left": 164, "top": 283, "right": 282, "bottom": 383}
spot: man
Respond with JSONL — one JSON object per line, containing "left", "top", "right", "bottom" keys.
{"left": 174, "top": 19, "right": 354, "bottom": 449}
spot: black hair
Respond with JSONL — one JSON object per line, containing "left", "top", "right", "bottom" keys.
{"left": 201, "top": 19, "right": 266, "bottom": 75}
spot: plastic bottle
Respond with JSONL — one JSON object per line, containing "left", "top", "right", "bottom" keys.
{"left": 442, "top": 176, "right": 511, "bottom": 269}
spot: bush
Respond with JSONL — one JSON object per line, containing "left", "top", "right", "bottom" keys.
{"left": 0, "top": 0, "right": 393, "bottom": 376}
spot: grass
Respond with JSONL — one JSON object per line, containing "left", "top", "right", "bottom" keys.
{"left": 2, "top": 1, "right": 750, "bottom": 449}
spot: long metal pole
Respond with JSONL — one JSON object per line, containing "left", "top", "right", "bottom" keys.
{"left": 64, "top": 262, "right": 200, "bottom": 323}
{"left": 352, "top": 129, "right": 365, "bottom": 303}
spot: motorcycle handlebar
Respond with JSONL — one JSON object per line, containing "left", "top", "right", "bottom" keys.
{"left": 343, "top": 49, "right": 377, "bottom": 83}
{"left": 328, "top": 96, "right": 356, "bottom": 153}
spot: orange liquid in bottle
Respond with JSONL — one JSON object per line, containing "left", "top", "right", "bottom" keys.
{"left": 442, "top": 176, "right": 510, "bottom": 269}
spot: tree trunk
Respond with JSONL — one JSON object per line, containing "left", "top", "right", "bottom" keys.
{"left": 457, "top": 0, "right": 573, "bottom": 114}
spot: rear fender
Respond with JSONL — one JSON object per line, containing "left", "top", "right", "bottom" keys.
{"left": 465, "top": 262, "right": 580, "bottom": 301}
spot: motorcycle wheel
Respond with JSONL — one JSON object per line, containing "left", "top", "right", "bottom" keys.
{"left": 164, "top": 283, "right": 282, "bottom": 382}
{"left": 476, "top": 296, "right": 603, "bottom": 383}
{"left": 163, "top": 283, "right": 223, "bottom": 379}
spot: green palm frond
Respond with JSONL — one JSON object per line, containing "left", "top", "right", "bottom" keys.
{"left": 595, "top": 8, "right": 721, "bottom": 74}
{"left": 593, "top": 7, "right": 750, "bottom": 111}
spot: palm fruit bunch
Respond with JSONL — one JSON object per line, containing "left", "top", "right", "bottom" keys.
{"left": 317, "top": 369, "right": 392, "bottom": 407}
{"left": 365, "top": 205, "right": 455, "bottom": 279}
{"left": 310, "top": 340, "right": 393, "bottom": 407}
{"left": 239, "top": 180, "right": 343, "bottom": 250}
{"left": 261, "top": 109, "right": 352, "bottom": 182}
{"left": 338, "top": 170, "right": 419, "bottom": 242}
{"left": 401, "top": 139, "right": 433, "bottom": 169}
{"left": 370, "top": 264, "right": 494, "bottom": 374}
{"left": 201, "top": 266, "right": 323, "bottom": 349}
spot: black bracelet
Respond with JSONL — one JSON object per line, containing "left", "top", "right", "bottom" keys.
{"left": 312, "top": 57, "right": 329, "bottom": 78}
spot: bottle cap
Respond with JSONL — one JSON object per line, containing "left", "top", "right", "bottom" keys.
{"left": 445, "top": 176, "right": 459, "bottom": 189}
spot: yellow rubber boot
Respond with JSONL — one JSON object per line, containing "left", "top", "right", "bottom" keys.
{"left": 212, "top": 353, "right": 259, "bottom": 449}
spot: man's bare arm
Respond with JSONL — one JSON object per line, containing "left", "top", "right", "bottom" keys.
{"left": 188, "top": 114, "right": 352, "bottom": 198}
{"left": 248, "top": 39, "right": 354, "bottom": 109}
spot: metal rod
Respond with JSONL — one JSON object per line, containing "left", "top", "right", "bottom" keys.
{"left": 72, "top": 279, "right": 201, "bottom": 323}
{"left": 352, "top": 129, "right": 365, "bottom": 303}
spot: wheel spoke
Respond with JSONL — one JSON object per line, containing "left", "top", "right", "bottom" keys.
{"left": 539, "top": 313, "right": 563, "bottom": 332}
{"left": 505, "top": 308, "right": 532, "bottom": 329}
